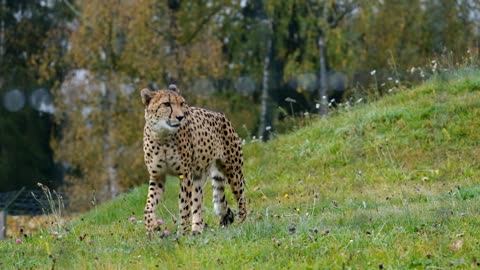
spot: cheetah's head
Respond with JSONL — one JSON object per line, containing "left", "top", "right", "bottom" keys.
{"left": 141, "top": 84, "right": 187, "bottom": 137}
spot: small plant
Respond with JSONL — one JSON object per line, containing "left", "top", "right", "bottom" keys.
{"left": 32, "top": 183, "right": 66, "bottom": 235}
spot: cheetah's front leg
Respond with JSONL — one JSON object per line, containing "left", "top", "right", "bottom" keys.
{"left": 144, "top": 175, "right": 166, "bottom": 235}
{"left": 178, "top": 174, "right": 193, "bottom": 235}
{"left": 191, "top": 176, "right": 206, "bottom": 234}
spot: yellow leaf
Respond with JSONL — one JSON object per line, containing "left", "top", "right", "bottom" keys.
{"left": 442, "top": 128, "right": 451, "bottom": 141}
{"left": 45, "top": 242, "right": 51, "bottom": 255}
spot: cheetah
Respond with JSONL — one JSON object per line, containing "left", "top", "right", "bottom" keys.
{"left": 140, "top": 84, "right": 246, "bottom": 236}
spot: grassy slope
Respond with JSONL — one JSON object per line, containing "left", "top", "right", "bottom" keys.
{"left": 1, "top": 70, "right": 480, "bottom": 269}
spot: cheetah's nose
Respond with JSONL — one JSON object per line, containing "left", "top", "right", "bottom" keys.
{"left": 176, "top": 115, "right": 184, "bottom": 122}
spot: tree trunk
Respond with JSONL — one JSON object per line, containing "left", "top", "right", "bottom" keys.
{"left": 0, "top": 0, "right": 5, "bottom": 62}
{"left": 258, "top": 34, "right": 271, "bottom": 140}
{"left": 168, "top": 2, "right": 181, "bottom": 84}
{"left": 102, "top": 77, "right": 118, "bottom": 199}
{"left": 0, "top": 210, "right": 5, "bottom": 239}
{"left": 318, "top": 35, "right": 328, "bottom": 116}
{"left": 102, "top": 7, "right": 120, "bottom": 199}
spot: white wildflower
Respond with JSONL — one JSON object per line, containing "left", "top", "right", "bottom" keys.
{"left": 431, "top": 60, "right": 438, "bottom": 72}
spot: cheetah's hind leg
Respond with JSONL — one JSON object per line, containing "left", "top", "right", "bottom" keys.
{"left": 210, "top": 166, "right": 234, "bottom": 227}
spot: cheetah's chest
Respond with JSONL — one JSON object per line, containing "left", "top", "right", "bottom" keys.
{"left": 144, "top": 141, "right": 181, "bottom": 175}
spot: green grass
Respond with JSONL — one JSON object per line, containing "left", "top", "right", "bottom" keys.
{"left": 2, "top": 69, "right": 480, "bottom": 269}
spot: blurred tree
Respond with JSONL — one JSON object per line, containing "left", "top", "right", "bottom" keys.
{"left": 223, "top": 0, "right": 359, "bottom": 135}
{"left": 355, "top": 1, "right": 426, "bottom": 71}
{"left": 52, "top": 0, "right": 149, "bottom": 205}
{"left": 0, "top": 0, "right": 74, "bottom": 192}
{"left": 35, "top": 0, "right": 480, "bottom": 207}
{"left": 422, "top": 0, "right": 475, "bottom": 58}
{"left": 120, "top": 0, "right": 230, "bottom": 90}
{"left": 349, "top": 0, "right": 478, "bottom": 93}
{"left": 51, "top": 0, "right": 237, "bottom": 208}
{"left": 267, "top": 0, "right": 359, "bottom": 82}
{"left": 222, "top": 0, "right": 480, "bottom": 130}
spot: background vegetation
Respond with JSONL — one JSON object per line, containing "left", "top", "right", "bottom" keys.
{"left": 1, "top": 0, "right": 480, "bottom": 208}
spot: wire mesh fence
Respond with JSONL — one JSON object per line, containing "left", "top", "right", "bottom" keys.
{"left": 0, "top": 189, "right": 69, "bottom": 215}
{"left": 0, "top": 188, "right": 70, "bottom": 239}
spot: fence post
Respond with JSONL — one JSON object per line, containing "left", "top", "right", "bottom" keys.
{"left": 0, "top": 210, "right": 5, "bottom": 239}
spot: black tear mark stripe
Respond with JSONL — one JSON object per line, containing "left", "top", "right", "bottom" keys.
{"left": 167, "top": 94, "right": 173, "bottom": 121}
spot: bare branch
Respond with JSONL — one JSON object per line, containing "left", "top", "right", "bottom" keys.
{"left": 179, "top": 5, "right": 223, "bottom": 45}
{"left": 328, "top": 2, "right": 356, "bottom": 29}
{"left": 63, "top": 0, "right": 81, "bottom": 17}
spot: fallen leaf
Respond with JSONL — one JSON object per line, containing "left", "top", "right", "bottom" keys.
{"left": 450, "top": 239, "right": 463, "bottom": 251}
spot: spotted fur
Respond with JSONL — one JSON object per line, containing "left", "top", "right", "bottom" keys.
{"left": 141, "top": 84, "right": 246, "bottom": 235}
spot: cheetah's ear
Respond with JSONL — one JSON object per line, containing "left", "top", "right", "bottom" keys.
{"left": 168, "top": 84, "right": 179, "bottom": 92}
{"left": 140, "top": 88, "right": 154, "bottom": 106}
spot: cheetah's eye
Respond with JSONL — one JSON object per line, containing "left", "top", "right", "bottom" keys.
{"left": 163, "top": 102, "right": 171, "bottom": 107}
{"left": 180, "top": 102, "right": 185, "bottom": 107}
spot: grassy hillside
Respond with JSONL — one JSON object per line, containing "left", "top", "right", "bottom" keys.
{"left": 1, "top": 70, "right": 480, "bottom": 269}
